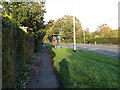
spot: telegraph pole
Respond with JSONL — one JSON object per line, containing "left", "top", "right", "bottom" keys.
{"left": 83, "top": 30, "right": 85, "bottom": 44}
{"left": 73, "top": 16, "right": 76, "bottom": 52}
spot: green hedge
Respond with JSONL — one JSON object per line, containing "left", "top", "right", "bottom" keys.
{"left": 2, "top": 16, "right": 34, "bottom": 88}
{"left": 61, "top": 38, "right": 84, "bottom": 43}
{"left": 61, "top": 39, "right": 73, "bottom": 43}
{"left": 46, "top": 44, "right": 56, "bottom": 59}
{"left": 87, "top": 37, "right": 119, "bottom": 45}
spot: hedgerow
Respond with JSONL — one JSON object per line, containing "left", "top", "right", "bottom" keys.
{"left": 2, "top": 16, "right": 34, "bottom": 88}
{"left": 87, "top": 37, "right": 119, "bottom": 45}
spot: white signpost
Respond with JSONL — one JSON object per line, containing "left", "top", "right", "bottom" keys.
{"left": 73, "top": 16, "right": 76, "bottom": 52}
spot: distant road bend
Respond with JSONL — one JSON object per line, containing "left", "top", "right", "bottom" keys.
{"left": 61, "top": 44, "right": 119, "bottom": 58}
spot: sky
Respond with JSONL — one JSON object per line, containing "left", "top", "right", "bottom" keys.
{"left": 44, "top": 0, "right": 119, "bottom": 32}
{"left": 0, "top": 0, "right": 119, "bottom": 32}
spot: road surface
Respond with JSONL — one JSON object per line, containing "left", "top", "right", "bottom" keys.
{"left": 61, "top": 43, "right": 119, "bottom": 58}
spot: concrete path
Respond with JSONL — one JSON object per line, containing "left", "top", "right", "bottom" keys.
{"left": 28, "top": 44, "right": 59, "bottom": 88}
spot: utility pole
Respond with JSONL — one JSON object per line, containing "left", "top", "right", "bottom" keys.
{"left": 83, "top": 30, "right": 85, "bottom": 44}
{"left": 73, "top": 16, "right": 76, "bottom": 52}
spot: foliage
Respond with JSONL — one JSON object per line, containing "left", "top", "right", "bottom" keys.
{"left": 52, "top": 47, "right": 119, "bottom": 88}
{"left": 16, "top": 56, "right": 36, "bottom": 88}
{"left": 118, "top": 28, "right": 120, "bottom": 37}
{"left": 92, "top": 24, "right": 118, "bottom": 38}
{"left": 44, "top": 15, "right": 83, "bottom": 43}
{"left": 45, "top": 19, "right": 54, "bottom": 29}
{"left": 1, "top": 2, "right": 46, "bottom": 29}
{"left": 87, "top": 24, "right": 119, "bottom": 45}
{"left": 2, "top": 16, "right": 34, "bottom": 88}
{"left": 46, "top": 43, "right": 53, "bottom": 50}
{"left": 1, "top": 2, "right": 46, "bottom": 51}
{"left": 46, "top": 43, "right": 56, "bottom": 58}
{"left": 87, "top": 37, "right": 119, "bottom": 45}
{"left": 43, "top": 20, "right": 54, "bottom": 42}
{"left": 44, "top": 18, "right": 119, "bottom": 44}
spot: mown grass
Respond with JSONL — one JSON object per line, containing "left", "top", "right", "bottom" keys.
{"left": 50, "top": 46, "right": 120, "bottom": 88}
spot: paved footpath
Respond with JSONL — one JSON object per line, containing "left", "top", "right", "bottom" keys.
{"left": 28, "top": 44, "right": 59, "bottom": 88}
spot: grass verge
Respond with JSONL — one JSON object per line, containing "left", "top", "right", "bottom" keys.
{"left": 46, "top": 44, "right": 119, "bottom": 88}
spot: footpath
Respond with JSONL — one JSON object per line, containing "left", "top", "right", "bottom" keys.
{"left": 28, "top": 44, "right": 59, "bottom": 88}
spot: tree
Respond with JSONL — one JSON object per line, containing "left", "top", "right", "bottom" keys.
{"left": 84, "top": 29, "right": 91, "bottom": 41}
{"left": 1, "top": 2, "right": 46, "bottom": 31}
{"left": 1, "top": 1, "right": 46, "bottom": 51}
{"left": 118, "top": 28, "right": 120, "bottom": 37}
{"left": 45, "top": 19, "right": 54, "bottom": 29}
{"left": 93, "top": 24, "right": 113, "bottom": 38}
{"left": 45, "top": 15, "right": 83, "bottom": 43}
{"left": 43, "top": 20, "right": 55, "bottom": 42}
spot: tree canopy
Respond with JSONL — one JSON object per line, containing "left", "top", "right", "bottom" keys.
{"left": 1, "top": 1, "right": 46, "bottom": 51}
{"left": 1, "top": 2, "right": 46, "bottom": 34}
{"left": 92, "top": 24, "right": 118, "bottom": 38}
{"left": 45, "top": 15, "right": 83, "bottom": 42}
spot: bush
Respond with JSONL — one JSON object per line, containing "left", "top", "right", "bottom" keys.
{"left": 46, "top": 43, "right": 56, "bottom": 58}
{"left": 61, "top": 39, "right": 73, "bottom": 43}
{"left": 61, "top": 38, "right": 84, "bottom": 43}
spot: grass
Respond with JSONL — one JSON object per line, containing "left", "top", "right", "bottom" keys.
{"left": 48, "top": 45, "right": 120, "bottom": 88}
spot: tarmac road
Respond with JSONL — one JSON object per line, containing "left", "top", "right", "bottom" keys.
{"left": 60, "top": 43, "right": 119, "bottom": 58}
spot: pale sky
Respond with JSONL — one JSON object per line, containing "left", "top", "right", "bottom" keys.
{"left": 44, "top": 0, "right": 119, "bottom": 32}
